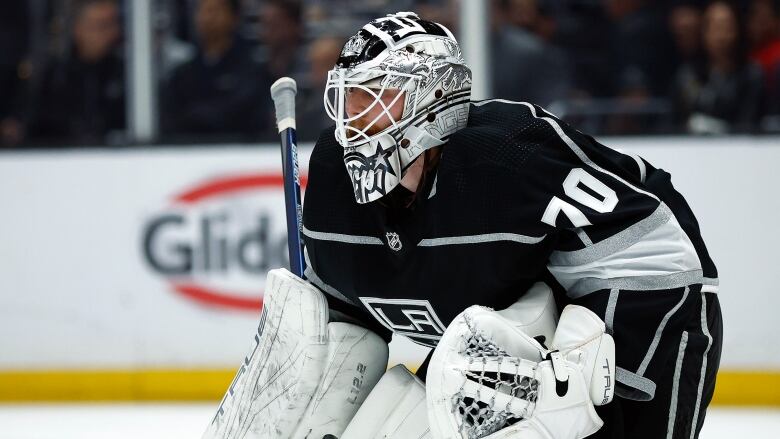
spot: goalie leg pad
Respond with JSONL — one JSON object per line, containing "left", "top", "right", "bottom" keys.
{"left": 204, "top": 268, "right": 329, "bottom": 439}
{"left": 342, "top": 364, "right": 432, "bottom": 439}
{"left": 293, "top": 321, "right": 389, "bottom": 438}
{"left": 203, "top": 268, "right": 389, "bottom": 439}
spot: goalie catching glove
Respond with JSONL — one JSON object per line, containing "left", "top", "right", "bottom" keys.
{"left": 426, "top": 304, "right": 615, "bottom": 439}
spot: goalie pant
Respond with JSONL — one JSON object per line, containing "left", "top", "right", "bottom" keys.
{"left": 570, "top": 286, "right": 721, "bottom": 439}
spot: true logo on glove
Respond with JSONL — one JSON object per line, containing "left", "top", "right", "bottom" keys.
{"left": 601, "top": 358, "right": 612, "bottom": 405}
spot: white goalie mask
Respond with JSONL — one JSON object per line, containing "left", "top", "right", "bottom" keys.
{"left": 324, "top": 12, "right": 472, "bottom": 203}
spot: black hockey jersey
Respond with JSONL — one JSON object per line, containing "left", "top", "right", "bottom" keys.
{"left": 302, "top": 100, "right": 718, "bottom": 401}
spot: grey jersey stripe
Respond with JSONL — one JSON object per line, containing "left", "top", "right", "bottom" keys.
{"left": 303, "top": 226, "right": 384, "bottom": 245}
{"left": 702, "top": 277, "right": 719, "bottom": 286}
{"left": 305, "top": 265, "right": 357, "bottom": 306}
{"left": 575, "top": 228, "right": 593, "bottom": 246}
{"left": 567, "top": 270, "right": 703, "bottom": 299}
{"left": 418, "top": 232, "right": 546, "bottom": 247}
{"left": 702, "top": 277, "right": 720, "bottom": 294}
{"left": 690, "top": 292, "right": 713, "bottom": 439}
{"left": 637, "top": 287, "right": 690, "bottom": 376}
{"left": 615, "top": 367, "right": 656, "bottom": 401}
{"left": 551, "top": 203, "right": 672, "bottom": 267}
{"left": 303, "top": 247, "right": 358, "bottom": 306}
{"left": 667, "top": 331, "right": 689, "bottom": 439}
{"left": 605, "top": 289, "right": 619, "bottom": 335}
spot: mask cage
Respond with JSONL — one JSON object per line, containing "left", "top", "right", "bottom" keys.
{"left": 324, "top": 68, "right": 422, "bottom": 149}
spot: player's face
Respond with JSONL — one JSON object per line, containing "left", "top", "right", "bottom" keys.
{"left": 345, "top": 88, "right": 405, "bottom": 136}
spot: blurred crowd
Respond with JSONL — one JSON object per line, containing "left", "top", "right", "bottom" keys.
{"left": 2, "top": 0, "right": 780, "bottom": 148}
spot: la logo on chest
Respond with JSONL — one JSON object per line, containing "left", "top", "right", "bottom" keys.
{"left": 359, "top": 297, "right": 446, "bottom": 347}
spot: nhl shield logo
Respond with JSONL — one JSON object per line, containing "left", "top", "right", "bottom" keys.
{"left": 386, "top": 232, "right": 403, "bottom": 251}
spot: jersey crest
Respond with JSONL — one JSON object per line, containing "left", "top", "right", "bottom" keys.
{"left": 359, "top": 297, "right": 446, "bottom": 347}
{"left": 386, "top": 232, "right": 403, "bottom": 251}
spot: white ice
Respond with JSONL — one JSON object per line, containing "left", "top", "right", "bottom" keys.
{"left": 0, "top": 404, "right": 776, "bottom": 439}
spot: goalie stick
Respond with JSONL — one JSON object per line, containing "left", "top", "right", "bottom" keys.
{"left": 201, "top": 78, "right": 389, "bottom": 439}
{"left": 204, "top": 77, "right": 307, "bottom": 436}
{"left": 270, "top": 77, "right": 305, "bottom": 278}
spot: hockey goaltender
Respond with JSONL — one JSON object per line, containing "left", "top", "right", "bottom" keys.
{"left": 204, "top": 11, "right": 722, "bottom": 439}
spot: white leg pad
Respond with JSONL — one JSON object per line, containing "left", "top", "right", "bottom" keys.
{"left": 342, "top": 364, "right": 432, "bottom": 439}
{"left": 292, "top": 322, "right": 389, "bottom": 438}
{"left": 203, "top": 268, "right": 388, "bottom": 439}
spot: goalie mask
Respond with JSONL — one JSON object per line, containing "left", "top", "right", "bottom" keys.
{"left": 324, "top": 12, "right": 472, "bottom": 204}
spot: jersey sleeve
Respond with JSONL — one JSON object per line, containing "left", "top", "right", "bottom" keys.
{"left": 505, "top": 103, "right": 704, "bottom": 402}
{"left": 514, "top": 104, "right": 663, "bottom": 255}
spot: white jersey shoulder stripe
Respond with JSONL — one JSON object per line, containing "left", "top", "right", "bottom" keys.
{"left": 628, "top": 153, "right": 648, "bottom": 183}
{"left": 472, "top": 99, "right": 660, "bottom": 201}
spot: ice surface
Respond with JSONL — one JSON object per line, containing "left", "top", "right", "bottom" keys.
{"left": 0, "top": 404, "right": 776, "bottom": 439}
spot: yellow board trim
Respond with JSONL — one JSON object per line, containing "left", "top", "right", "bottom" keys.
{"left": 0, "top": 368, "right": 778, "bottom": 405}
{"left": 711, "top": 371, "right": 780, "bottom": 406}
{"left": 0, "top": 369, "right": 235, "bottom": 402}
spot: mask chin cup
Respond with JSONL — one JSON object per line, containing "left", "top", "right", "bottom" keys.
{"left": 344, "top": 134, "right": 403, "bottom": 204}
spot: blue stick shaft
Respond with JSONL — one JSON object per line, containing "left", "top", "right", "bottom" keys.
{"left": 280, "top": 126, "right": 306, "bottom": 278}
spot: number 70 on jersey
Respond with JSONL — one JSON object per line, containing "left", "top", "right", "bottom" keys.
{"left": 542, "top": 168, "right": 618, "bottom": 228}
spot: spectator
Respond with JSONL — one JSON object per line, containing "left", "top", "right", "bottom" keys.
{"left": 747, "top": 0, "right": 780, "bottom": 95}
{"left": 672, "top": 1, "right": 765, "bottom": 134}
{"left": 27, "top": 0, "right": 124, "bottom": 146}
{"left": 603, "top": 67, "right": 666, "bottom": 134}
{"left": 604, "top": 0, "right": 677, "bottom": 97}
{"left": 154, "top": 4, "right": 196, "bottom": 82}
{"left": 416, "top": 0, "right": 458, "bottom": 33}
{"left": 491, "top": 0, "right": 572, "bottom": 107}
{"left": 298, "top": 35, "right": 343, "bottom": 142}
{"left": 256, "top": 0, "right": 307, "bottom": 82}
{"left": 669, "top": 0, "right": 705, "bottom": 66}
{"left": 0, "top": 2, "right": 30, "bottom": 146}
{"left": 163, "top": 0, "right": 271, "bottom": 140}
{"left": 550, "top": 1, "right": 613, "bottom": 98}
